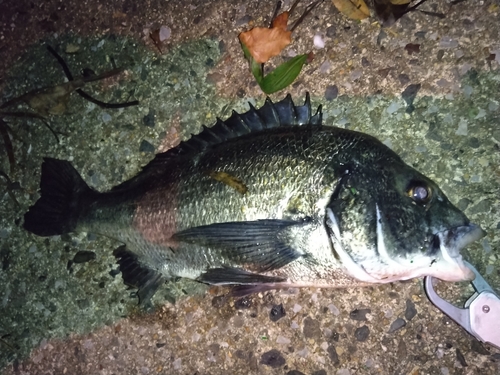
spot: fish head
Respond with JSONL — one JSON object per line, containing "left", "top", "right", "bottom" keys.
{"left": 325, "top": 154, "right": 485, "bottom": 284}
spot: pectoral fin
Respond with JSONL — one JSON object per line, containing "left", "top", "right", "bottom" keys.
{"left": 172, "top": 219, "right": 309, "bottom": 271}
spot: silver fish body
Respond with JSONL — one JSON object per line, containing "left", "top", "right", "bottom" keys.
{"left": 23, "top": 95, "right": 485, "bottom": 302}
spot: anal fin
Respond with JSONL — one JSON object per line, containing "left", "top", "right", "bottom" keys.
{"left": 113, "top": 246, "right": 167, "bottom": 304}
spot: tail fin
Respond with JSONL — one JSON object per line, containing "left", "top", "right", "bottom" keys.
{"left": 24, "top": 158, "right": 93, "bottom": 236}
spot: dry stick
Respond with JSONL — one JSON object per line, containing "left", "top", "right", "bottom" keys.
{"left": 288, "top": 0, "right": 301, "bottom": 18}
{"left": 403, "top": 0, "right": 429, "bottom": 16}
{"left": 46, "top": 45, "right": 139, "bottom": 108}
{"left": 0, "top": 111, "right": 61, "bottom": 142}
{"left": 0, "top": 169, "right": 20, "bottom": 206}
{"left": 270, "top": 1, "right": 282, "bottom": 27}
{"left": 0, "top": 119, "right": 15, "bottom": 174}
{"left": 290, "top": 0, "right": 323, "bottom": 33}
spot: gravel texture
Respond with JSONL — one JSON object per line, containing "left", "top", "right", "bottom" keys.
{"left": 0, "top": 0, "right": 499, "bottom": 374}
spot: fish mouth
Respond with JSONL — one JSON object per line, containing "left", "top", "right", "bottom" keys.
{"left": 430, "top": 224, "right": 486, "bottom": 281}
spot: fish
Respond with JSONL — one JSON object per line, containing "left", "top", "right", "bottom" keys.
{"left": 23, "top": 94, "right": 486, "bottom": 303}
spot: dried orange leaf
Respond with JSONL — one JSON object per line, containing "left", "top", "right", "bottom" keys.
{"left": 239, "top": 27, "right": 292, "bottom": 64}
{"left": 332, "top": 0, "right": 370, "bottom": 20}
{"left": 271, "top": 11, "right": 289, "bottom": 30}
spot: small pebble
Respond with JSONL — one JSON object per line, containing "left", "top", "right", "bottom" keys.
{"left": 488, "top": 101, "right": 499, "bottom": 112}
{"left": 326, "top": 26, "right": 336, "bottom": 38}
{"left": 486, "top": 264, "right": 494, "bottom": 275}
{"left": 436, "top": 78, "right": 450, "bottom": 88}
{"left": 455, "top": 119, "right": 468, "bottom": 136}
{"left": 455, "top": 348, "right": 467, "bottom": 367}
{"left": 404, "top": 299, "right": 417, "bottom": 321}
{"left": 313, "top": 35, "right": 325, "bottom": 49}
{"left": 235, "top": 15, "right": 252, "bottom": 27}
{"left": 276, "top": 335, "right": 291, "bottom": 344}
{"left": 460, "top": 63, "right": 473, "bottom": 75}
{"left": 404, "top": 43, "right": 420, "bottom": 55}
{"left": 468, "top": 137, "right": 480, "bottom": 148}
{"left": 296, "top": 347, "right": 309, "bottom": 357}
{"left": 328, "top": 303, "right": 340, "bottom": 315}
{"left": 325, "top": 85, "right": 338, "bottom": 101}
{"left": 319, "top": 60, "right": 331, "bottom": 74}
{"left": 234, "top": 296, "right": 252, "bottom": 309}
{"left": 327, "top": 345, "right": 339, "bottom": 363}
{"left": 398, "top": 74, "right": 410, "bottom": 86}
{"left": 349, "top": 308, "right": 371, "bottom": 321}
{"left": 260, "top": 349, "right": 286, "bottom": 368}
{"left": 139, "top": 140, "right": 155, "bottom": 153}
{"left": 482, "top": 239, "right": 492, "bottom": 253}
{"left": 350, "top": 69, "right": 362, "bottom": 81}
{"left": 439, "top": 36, "right": 458, "bottom": 48}
{"left": 101, "top": 112, "right": 112, "bottom": 123}
{"left": 73, "top": 251, "right": 96, "bottom": 264}
{"left": 172, "top": 358, "right": 182, "bottom": 370}
{"left": 159, "top": 25, "right": 171, "bottom": 41}
{"left": 354, "top": 325, "right": 370, "bottom": 342}
{"left": 270, "top": 304, "right": 286, "bottom": 322}
{"left": 470, "top": 338, "right": 490, "bottom": 355}
{"left": 387, "top": 101, "right": 402, "bottom": 114}
{"left": 143, "top": 109, "right": 156, "bottom": 127}
{"left": 462, "top": 85, "right": 473, "bottom": 98}
{"left": 388, "top": 318, "right": 406, "bottom": 333}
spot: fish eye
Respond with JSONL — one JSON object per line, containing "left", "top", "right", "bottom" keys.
{"left": 408, "top": 182, "right": 432, "bottom": 204}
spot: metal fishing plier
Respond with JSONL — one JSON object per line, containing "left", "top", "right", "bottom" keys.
{"left": 424, "top": 261, "right": 500, "bottom": 350}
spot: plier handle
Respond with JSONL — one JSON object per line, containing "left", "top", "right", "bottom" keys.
{"left": 424, "top": 261, "right": 500, "bottom": 350}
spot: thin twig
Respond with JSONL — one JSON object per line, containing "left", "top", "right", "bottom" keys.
{"left": 290, "top": 0, "right": 323, "bottom": 32}
{"left": 270, "top": 1, "right": 282, "bottom": 27}
{"left": 46, "top": 44, "right": 139, "bottom": 109}
{"left": 1, "top": 111, "right": 61, "bottom": 142}
{"left": 0, "top": 119, "right": 15, "bottom": 174}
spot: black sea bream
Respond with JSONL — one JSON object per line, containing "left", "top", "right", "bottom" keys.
{"left": 23, "top": 95, "right": 485, "bottom": 302}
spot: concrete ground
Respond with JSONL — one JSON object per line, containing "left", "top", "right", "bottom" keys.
{"left": 0, "top": 0, "right": 499, "bottom": 374}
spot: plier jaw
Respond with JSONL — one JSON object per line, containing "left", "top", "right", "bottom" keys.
{"left": 424, "top": 261, "right": 500, "bottom": 350}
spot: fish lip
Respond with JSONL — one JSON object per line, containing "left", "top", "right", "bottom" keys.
{"left": 434, "top": 224, "right": 486, "bottom": 257}
{"left": 431, "top": 224, "right": 486, "bottom": 281}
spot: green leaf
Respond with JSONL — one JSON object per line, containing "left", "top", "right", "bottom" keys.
{"left": 240, "top": 43, "right": 308, "bottom": 94}
{"left": 241, "top": 43, "right": 263, "bottom": 85}
{"left": 260, "top": 54, "right": 308, "bottom": 94}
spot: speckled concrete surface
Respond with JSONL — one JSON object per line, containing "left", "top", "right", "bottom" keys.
{"left": 0, "top": 0, "right": 499, "bottom": 374}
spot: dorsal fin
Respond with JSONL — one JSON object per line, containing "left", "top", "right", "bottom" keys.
{"left": 111, "top": 93, "right": 322, "bottom": 191}
{"left": 172, "top": 93, "right": 321, "bottom": 157}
